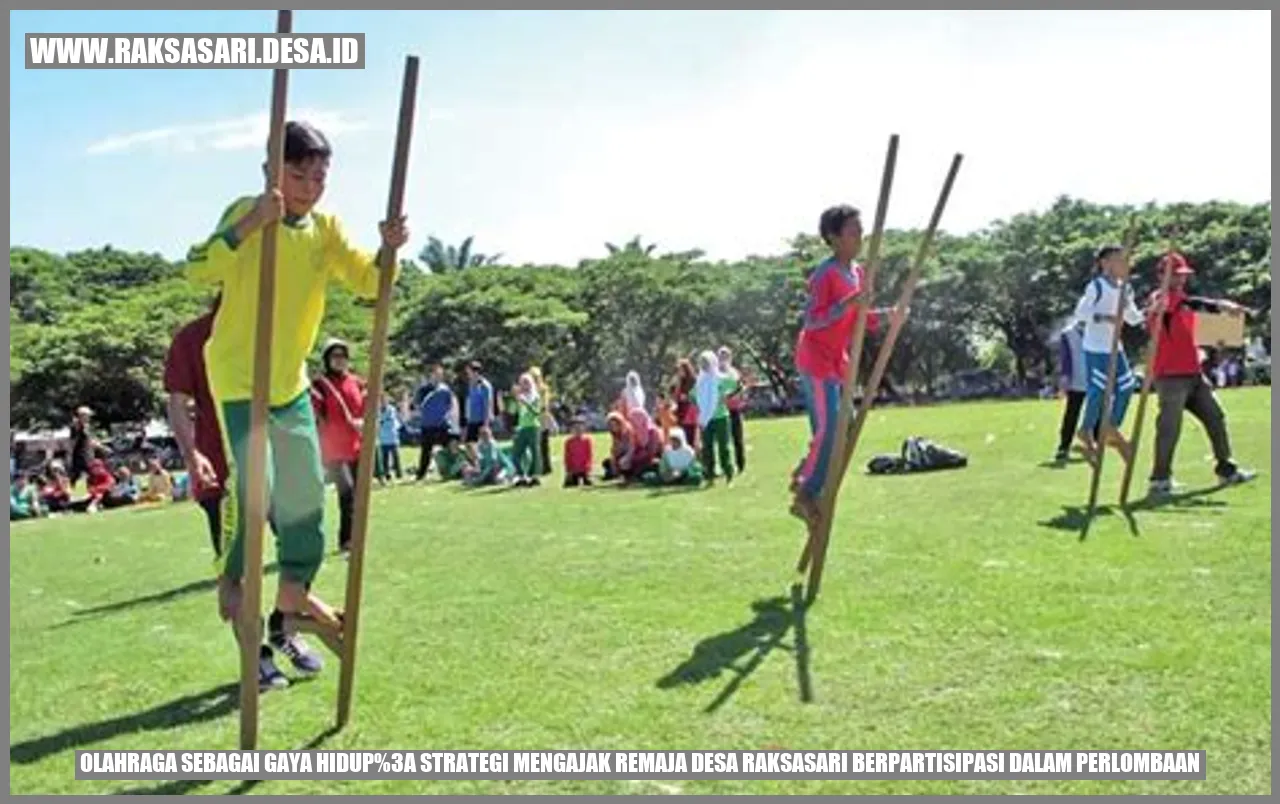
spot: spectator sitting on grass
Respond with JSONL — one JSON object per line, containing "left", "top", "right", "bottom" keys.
{"left": 601, "top": 411, "right": 635, "bottom": 482}
{"left": 646, "top": 428, "right": 704, "bottom": 487}
{"left": 103, "top": 466, "right": 141, "bottom": 510}
{"left": 562, "top": 416, "right": 593, "bottom": 488}
{"left": 140, "top": 456, "right": 174, "bottom": 504}
{"left": 435, "top": 433, "right": 472, "bottom": 481}
{"left": 11, "top": 474, "right": 44, "bottom": 520}
{"left": 462, "top": 426, "right": 512, "bottom": 487}
{"left": 40, "top": 461, "right": 73, "bottom": 513}
{"left": 84, "top": 459, "right": 117, "bottom": 513}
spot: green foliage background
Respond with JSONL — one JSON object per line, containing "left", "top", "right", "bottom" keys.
{"left": 9, "top": 196, "right": 1270, "bottom": 429}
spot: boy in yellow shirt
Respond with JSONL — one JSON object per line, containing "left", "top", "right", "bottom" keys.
{"left": 186, "top": 120, "right": 407, "bottom": 676}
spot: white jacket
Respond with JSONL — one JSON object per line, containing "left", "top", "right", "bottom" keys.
{"left": 1071, "top": 275, "right": 1144, "bottom": 353}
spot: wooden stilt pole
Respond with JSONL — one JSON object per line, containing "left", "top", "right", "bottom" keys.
{"left": 336, "top": 54, "right": 421, "bottom": 730}
{"left": 1118, "top": 228, "right": 1181, "bottom": 507}
{"left": 240, "top": 8, "right": 292, "bottom": 752}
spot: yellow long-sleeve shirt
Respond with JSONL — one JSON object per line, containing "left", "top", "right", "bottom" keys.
{"left": 185, "top": 196, "right": 397, "bottom": 405}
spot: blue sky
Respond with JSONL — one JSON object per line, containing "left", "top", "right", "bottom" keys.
{"left": 9, "top": 10, "right": 1272, "bottom": 265}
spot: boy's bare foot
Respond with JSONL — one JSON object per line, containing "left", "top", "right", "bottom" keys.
{"left": 789, "top": 492, "right": 821, "bottom": 527}
{"left": 1103, "top": 427, "right": 1134, "bottom": 464}
{"left": 1075, "top": 430, "right": 1099, "bottom": 468}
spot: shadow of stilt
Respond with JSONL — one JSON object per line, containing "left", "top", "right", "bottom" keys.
{"left": 11, "top": 683, "right": 238, "bottom": 766}
{"left": 110, "top": 707, "right": 338, "bottom": 795}
{"left": 1039, "top": 482, "right": 1234, "bottom": 540}
{"left": 658, "top": 594, "right": 813, "bottom": 712}
{"left": 53, "top": 564, "right": 282, "bottom": 629}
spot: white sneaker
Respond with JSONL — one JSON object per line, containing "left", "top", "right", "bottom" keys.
{"left": 1148, "top": 479, "right": 1178, "bottom": 497}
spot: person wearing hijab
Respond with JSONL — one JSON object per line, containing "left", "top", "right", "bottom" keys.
{"left": 511, "top": 372, "right": 544, "bottom": 487}
{"left": 529, "top": 366, "right": 556, "bottom": 476}
{"left": 649, "top": 428, "right": 704, "bottom": 486}
{"left": 626, "top": 407, "right": 663, "bottom": 479}
{"left": 601, "top": 411, "right": 635, "bottom": 481}
{"left": 695, "top": 350, "right": 734, "bottom": 483}
{"left": 621, "top": 370, "right": 647, "bottom": 414}
{"left": 310, "top": 338, "right": 367, "bottom": 556}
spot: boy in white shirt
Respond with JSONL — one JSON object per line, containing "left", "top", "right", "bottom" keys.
{"left": 1070, "top": 244, "right": 1148, "bottom": 465}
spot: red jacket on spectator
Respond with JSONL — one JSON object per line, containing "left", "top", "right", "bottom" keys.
{"left": 311, "top": 371, "right": 367, "bottom": 465}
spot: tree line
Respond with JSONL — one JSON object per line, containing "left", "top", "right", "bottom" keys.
{"left": 8, "top": 196, "right": 1271, "bottom": 430}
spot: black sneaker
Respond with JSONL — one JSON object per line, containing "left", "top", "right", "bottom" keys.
{"left": 1218, "top": 467, "right": 1258, "bottom": 486}
{"left": 1053, "top": 449, "right": 1068, "bottom": 463}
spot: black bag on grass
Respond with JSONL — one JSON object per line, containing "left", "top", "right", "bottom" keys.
{"left": 867, "top": 436, "right": 968, "bottom": 475}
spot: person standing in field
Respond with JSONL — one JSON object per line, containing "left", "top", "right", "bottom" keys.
{"left": 1053, "top": 319, "right": 1091, "bottom": 463}
{"left": 695, "top": 350, "right": 734, "bottom": 485}
{"left": 412, "top": 363, "right": 457, "bottom": 482}
{"left": 464, "top": 361, "right": 494, "bottom": 455}
{"left": 1145, "top": 252, "right": 1257, "bottom": 496}
{"left": 789, "top": 205, "right": 885, "bottom": 525}
{"left": 671, "top": 358, "right": 699, "bottom": 449}
{"left": 184, "top": 119, "right": 407, "bottom": 672}
{"left": 376, "top": 392, "right": 403, "bottom": 484}
{"left": 1070, "top": 245, "right": 1147, "bottom": 467}
{"left": 311, "top": 338, "right": 368, "bottom": 557}
{"left": 67, "top": 406, "right": 101, "bottom": 487}
{"left": 529, "top": 366, "right": 557, "bottom": 476}
{"left": 510, "top": 372, "right": 544, "bottom": 488}
{"left": 717, "top": 346, "right": 748, "bottom": 474}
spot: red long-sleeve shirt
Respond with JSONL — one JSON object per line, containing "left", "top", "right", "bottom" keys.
{"left": 563, "top": 434, "right": 593, "bottom": 475}
{"left": 310, "top": 371, "right": 367, "bottom": 464}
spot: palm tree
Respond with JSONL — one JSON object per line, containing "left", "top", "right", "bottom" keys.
{"left": 418, "top": 236, "right": 503, "bottom": 273}
{"left": 604, "top": 236, "right": 657, "bottom": 258}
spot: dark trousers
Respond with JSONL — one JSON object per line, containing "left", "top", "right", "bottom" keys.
{"left": 326, "top": 460, "right": 359, "bottom": 551}
{"left": 540, "top": 429, "right": 553, "bottom": 475}
{"left": 728, "top": 410, "right": 746, "bottom": 472}
{"left": 700, "top": 417, "right": 733, "bottom": 481}
{"left": 1057, "top": 390, "right": 1086, "bottom": 453}
{"left": 1151, "top": 375, "right": 1235, "bottom": 481}
{"left": 416, "top": 426, "right": 451, "bottom": 480}
{"left": 377, "top": 444, "right": 402, "bottom": 480}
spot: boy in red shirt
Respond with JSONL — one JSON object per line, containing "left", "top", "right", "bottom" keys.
{"left": 563, "top": 416, "right": 594, "bottom": 487}
{"left": 790, "top": 205, "right": 886, "bottom": 525}
{"left": 1146, "top": 252, "right": 1256, "bottom": 497}
{"left": 310, "top": 338, "right": 367, "bottom": 556}
{"left": 163, "top": 297, "right": 292, "bottom": 691}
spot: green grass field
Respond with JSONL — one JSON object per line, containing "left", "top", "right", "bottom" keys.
{"left": 9, "top": 389, "right": 1272, "bottom": 795}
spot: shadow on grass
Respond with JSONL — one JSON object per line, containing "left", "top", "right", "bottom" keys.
{"left": 52, "top": 564, "right": 282, "bottom": 629}
{"left": 658, "top": 588, "right": 812, "bottom": 713}
{"left": 111, "top": 724, "right": 341, "bottom": 795}
{"left": 1036, "top": 457, "right": 1088, "bottom": 470}
{"left": 1039, "top": 483, "right": 1233, "bottom": 538}
{"left": 10, "top": 683, "right": 240, "bottom": 766}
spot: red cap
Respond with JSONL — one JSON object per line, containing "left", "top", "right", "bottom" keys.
{"left": 1158, "top": 252, "right": 1194, "bottom": 276}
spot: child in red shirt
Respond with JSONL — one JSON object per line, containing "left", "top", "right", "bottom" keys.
{"left": 790, "top": 205, "right": 885, "bottom": 525}
{"left": 562, "top": 416, "right": 593, "bottom": 487}
{"left": 310, "top": 338, "right": 367, "bottom": 555}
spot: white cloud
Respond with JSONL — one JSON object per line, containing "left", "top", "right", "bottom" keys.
{"left": 84, "top": 108, "right": 375, "bottom": 156}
